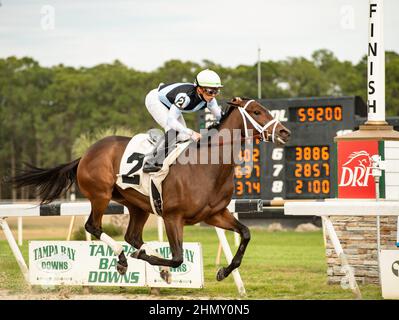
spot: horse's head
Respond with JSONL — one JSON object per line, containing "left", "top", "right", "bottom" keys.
{"left": 227, "top": 97, "right": 291, "bottom": 145}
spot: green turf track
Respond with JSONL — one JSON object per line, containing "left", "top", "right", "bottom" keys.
{"left": 0, "top": 226, "right": 382, "bottom": 299}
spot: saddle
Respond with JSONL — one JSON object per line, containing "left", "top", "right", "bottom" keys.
{"left": 116, "top": 129, "right": 191, "bottom": 215}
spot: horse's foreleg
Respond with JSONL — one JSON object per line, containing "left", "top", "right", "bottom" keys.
{"left": 124, "top": 207, "right": 173, "bottom": 283}
{"left": 85, "top": 197, "right": 128, "bottom": 275}
{"left": 204, "top": 208, "right": 251, "bottom": 281}
{"left": 132, "top": 215, "right": 184, "bottom": 268}
{"left": 124, "top": 205, "right": 149, "bottom": 249}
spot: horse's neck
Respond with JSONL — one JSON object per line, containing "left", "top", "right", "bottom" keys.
{"left": 218, "top": 107, "right": 243, "bottom": 132}
{"left": 180, "top": 108, "right": 244, "bottom": 178}
{"left": 202, "top": 108, "right": 243, "bottom": 177}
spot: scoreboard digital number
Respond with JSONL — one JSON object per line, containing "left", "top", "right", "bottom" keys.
{"left": 285, "top": 146, "right": 331, "bottom": 198}
{"left": 291, "top": 106, "right": 343, "bottom": 123}
{"left": 234, "top": 139, "right": 261, "bottom": 197}
{"left": 197, "top": 96, "right": 368, "bottom": 201}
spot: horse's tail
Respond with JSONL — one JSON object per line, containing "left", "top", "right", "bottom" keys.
{"left": 8, "top": 158, "right": 81, "bottom": 204}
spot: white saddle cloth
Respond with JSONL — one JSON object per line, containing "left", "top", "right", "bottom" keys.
{"left": 116, "top": 133, "right": 190, "bottom": 215}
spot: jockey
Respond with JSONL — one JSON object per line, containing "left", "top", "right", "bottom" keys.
{"left": 143, "top": 69, "right": 223, "bottom": 173}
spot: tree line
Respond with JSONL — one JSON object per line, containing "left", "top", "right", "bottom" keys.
{"left": 1, "top": 49, "right": 398, "bottom": 200}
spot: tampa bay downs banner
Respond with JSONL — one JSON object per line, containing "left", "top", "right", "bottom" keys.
{"left": 29, "top": 241, "right": 204, "bottom": 288}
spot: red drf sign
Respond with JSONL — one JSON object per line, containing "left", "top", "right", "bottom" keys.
{"left": 337, "top": 140, "right": 380, "bottom": 198}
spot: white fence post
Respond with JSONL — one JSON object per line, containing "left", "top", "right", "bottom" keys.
{"left": 17, "top": 217, "right": 23, "bottom": 246}
{"left": 0, "top": 218, "right": 29, "bottom": 282}
{"left": 215, "top": 227, "right": 246, "bottom": 296}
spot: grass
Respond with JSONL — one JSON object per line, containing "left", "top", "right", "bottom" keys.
{"left": 0, "top": 226, "right": 382, "bottom": 299}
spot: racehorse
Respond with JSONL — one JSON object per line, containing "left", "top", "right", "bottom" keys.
{"left": 9, "top": 97, "right": 291, "bottom": 282}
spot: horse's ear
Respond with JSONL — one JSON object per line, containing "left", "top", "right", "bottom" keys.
{"left": 227, "top": 97, "right": 243, "bottom": 107}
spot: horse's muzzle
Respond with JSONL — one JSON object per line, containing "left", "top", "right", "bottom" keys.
{"left": 275, "top": 128, "right": 291, "bottom": 145}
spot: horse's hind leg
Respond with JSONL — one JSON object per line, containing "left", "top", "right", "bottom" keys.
{"left": 204, "top": 208, "right": 251, "bottom": 281}
{"left": 85, "top": 197, "right": 128, "bottom": 275}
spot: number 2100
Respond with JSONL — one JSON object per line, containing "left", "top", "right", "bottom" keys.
{"left": 295, "top": 180, "right": 330, "bottom": 194}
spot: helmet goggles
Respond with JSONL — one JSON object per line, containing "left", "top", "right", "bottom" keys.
{"left": 202, "top": 87, "right": 220, "bottom": 96}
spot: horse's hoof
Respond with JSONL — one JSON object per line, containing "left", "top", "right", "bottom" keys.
{"left": 117, "top": 262, "right": 128, "bottom": 275}
{"left": 216, "top": 267, "right": 226, "bottom": 281}
{"left": 160, "top": 269, "right": 172, "bottom": 284}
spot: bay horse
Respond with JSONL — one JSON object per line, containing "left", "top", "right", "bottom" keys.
{"left": 10, "top": 97, "right": 291, "bottom": 282}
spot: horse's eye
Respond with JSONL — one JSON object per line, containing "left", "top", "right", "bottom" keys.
{"left": 254, "top": 111, "right": 261, "bottom": 116}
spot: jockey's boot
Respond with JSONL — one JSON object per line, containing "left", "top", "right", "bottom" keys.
{"left": 143, "top": 129, "right": 177, "bottom": 173}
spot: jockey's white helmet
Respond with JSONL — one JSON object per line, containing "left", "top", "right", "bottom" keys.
{"left": 195, "top": 69, "right": 223, "bottom": 88}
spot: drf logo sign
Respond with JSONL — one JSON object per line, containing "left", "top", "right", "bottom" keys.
{"left": 339, "top": 151, "right": 373, "bottom": 186}
{"left": 337, "top": 140, "right": 379, "bottom": 198}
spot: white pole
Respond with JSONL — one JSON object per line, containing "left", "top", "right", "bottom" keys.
{"left": 67, "top": 188, "right": 76, "bottom": 241}
{"left": 322, "top": 216, "right": 362, "bottom": 299}
{"left": 321, "top": 217, "right": 327, "bottom": 248}
{"left": 157, "top": 216, "right": 164, "bottom": 242}
{"left": 367, "top": 0, "right": 386, "bottom": 123}
{"left": 375, "top": 177, "right": 381, "bottom": 285}
{"left": 0, "top": 218, "right": 29, "bottom": 282}
{"left": 66, "top": 216, "right": 75, "bottom": 241}
{"left": 215, "top": 243, "right": 222, "bottom": 265}
{"left": 257, "top": 46, "right": 262, "bottom": 99}
{"left": 372, "top": 165, "right": 382, "bottom": 287}
{"left": 17, "top": 217, "right": 23, "bottom": 246}
{"left": 215, "top": 227, "right": 246, "bottom": 296}
{"left": 397, "top": 217, "right": 399, "bottom": 247}
{"left": 376, "top": 213, "right": 381, "bottom": 279}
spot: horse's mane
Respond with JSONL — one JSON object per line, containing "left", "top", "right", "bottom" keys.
{"left": 207, "top": 106, "right": 234, "bottom": 130}
{"left": 207, "top": 97, "right": 253, "bottom": 130}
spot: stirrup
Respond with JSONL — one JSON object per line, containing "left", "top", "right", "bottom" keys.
{"left": 143, "top": 162, "right": 162, "bottom": 173}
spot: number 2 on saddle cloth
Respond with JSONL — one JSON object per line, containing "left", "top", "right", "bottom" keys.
{"left": 121, "top": 152, "right": 145, "bottom": 185}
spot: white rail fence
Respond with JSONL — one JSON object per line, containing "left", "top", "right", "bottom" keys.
{"left": 0, "top": 199, "right": 262, "bottom": 296}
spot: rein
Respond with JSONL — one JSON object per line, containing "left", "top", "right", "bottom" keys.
{"left": 197, "top": 133, "right": 263, "bottom": 147}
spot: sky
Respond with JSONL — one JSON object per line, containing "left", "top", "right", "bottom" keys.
{"left": 1, "top": 0, "right": 398, "bottom": 71}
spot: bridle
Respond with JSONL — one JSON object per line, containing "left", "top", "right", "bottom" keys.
{"left": 238, "top": 100, "right": 280, "bottom": 143}
{"left": 197, "top": 100, "right": 281, "bottom": 147}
